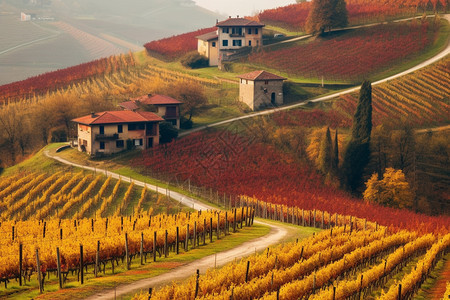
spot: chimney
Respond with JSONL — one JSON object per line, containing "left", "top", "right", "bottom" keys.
{"left": 229, "top": 16, "right": 231, "bottom": 19}
{"left": 216, "top": 19, "right": 218, "bottom": 24}
{"left": 91, "top": 112, "right": 96, "bottom": 118}
{"left": 147, "top": 93, "right": 152, "bottom": 98}
{"left": 237, "top": 15, "right": 239, "bottom": 18}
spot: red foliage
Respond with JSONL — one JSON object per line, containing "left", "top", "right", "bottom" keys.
{"left": 144, "top": 27, "right": 216, "bottom": 59}
{"left": 248, "top": 23, "right": 433, "bottom": 81}
{"left": 258, "top": 2, "right": 311, "bottom": 31}
{"left": 258, "top": 1, "right": 422, "bottom": 30}
{"left": 0, "top": 54, "right": 134, "bottom": 101}
{"left": 133, "top": 131, "right": 450, "bottom": 234}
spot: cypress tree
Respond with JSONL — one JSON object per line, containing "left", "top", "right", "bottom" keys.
{"left": 351, "top": 80, "right": 372, "bottom": 143}
{"left": 342, "top": 80, "right": 373, "bottom": 193}
{"left": 332, "top": 129, "right": 339, "bottom": 172}
{"left": 318, "top": 127, "right": 333, "bottom": 174}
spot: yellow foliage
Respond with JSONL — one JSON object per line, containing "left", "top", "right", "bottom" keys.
{"left": 363, "top": 168, "right": 413, "bottom": 209}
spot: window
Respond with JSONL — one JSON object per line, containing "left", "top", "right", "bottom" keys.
{"left": 249, "top": 40, "right": 252, "bottom": 46}
{"left": 232, "top": 27, "right": 242, "bottom": 35}
{"left": 212, "top": 42, "right": 216, "bottom": 47}
{"left": 247, "top": 28, "right": 252, "bottom": 34}
{"left": 134, "top": 139, "right": 143, "bottom": 146}
{"left": 232, "top": 40, "right": 242, "bottom": 47}
{"left": 255, "top": 28, "right": 258, "bottom": 34}
{"left": 116, "top": 140, "right": 124, "bottom": 148}
{"left": 128, "top": 123, "right": 145, "bottom": 131}
{"left": 117, "top": 124, "right": 123, "bottom": 133}
{"left": 222, "top": 39, "right": 228, "bottom": 47}
{"left": 100, "top": 141, "right": 105, "bottom": 150}
{"left": 222, "top": 28, "right": 229, "bottom": 34}
{"left": 99, "top": 125, "right": 104, "bottom": 134}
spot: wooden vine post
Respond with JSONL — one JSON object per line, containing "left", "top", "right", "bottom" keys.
{"left": 80, "top": 244, "right": 84, "bottom": 284}
{"left": 56, "top": 247, "right": 62, "bottom": 288}
{"left": 19, "top": 243, "right": 22, "bottom": 286}
{"left": 36, "top": 249, "right": 43, "bottom": 293}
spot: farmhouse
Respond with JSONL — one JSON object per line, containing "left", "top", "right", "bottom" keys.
{"left": 238, "top": 70, "right": 286, "bottom": 111}
{"left": 197, "top": 17, "right": 264, "bottom": 67}
{"left": 119, "top": 94, "right": 182, "bottom": 129}
{"left": 72, "top": 111, "right": 163, "bottom": 156}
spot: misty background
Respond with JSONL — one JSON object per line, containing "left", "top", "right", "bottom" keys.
{"left": 2, "top": 0, "right": 290, "bottom": 85}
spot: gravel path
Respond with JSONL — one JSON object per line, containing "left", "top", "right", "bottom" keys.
{"left": 44, "top": 151, "right": 290, "bottom": 300}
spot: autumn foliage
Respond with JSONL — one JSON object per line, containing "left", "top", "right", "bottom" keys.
{"left": 144, "top": 27, "right": 216, "bottom": 59}
{"left": 258, "top": 0, "right": 444, "bottom": 31}
{"left": 0, "top": 53, "right": 135, "bottom": 101}
{"left": 248, "top": 22, "right": 435, "bottom": 81}
{"left": 133, "top": 131, "right": 449, "bottom": 234}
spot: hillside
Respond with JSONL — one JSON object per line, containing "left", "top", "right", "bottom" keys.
{"left": 0, "top": 0, "right": 223, "bottom": 85}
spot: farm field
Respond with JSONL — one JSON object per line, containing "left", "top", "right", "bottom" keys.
{"left": 132, "top": 223, "right": 450, "bottom": 300}
{"left": 273, "top": 56, "right": 450, "bottom": 129}
{"left": 0, "top": 1, "right": 449, "bottom": 299}
{"left": 247, "top": 20, "right": 446, "bottom": 82}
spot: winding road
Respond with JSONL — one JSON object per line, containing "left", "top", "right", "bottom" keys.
{"left": 44, "top": 150, "right": 290, "bottom": 299}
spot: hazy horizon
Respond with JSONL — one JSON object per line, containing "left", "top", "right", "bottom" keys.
{"left": 194, "top": 0, "right": 296, "bottom": 17}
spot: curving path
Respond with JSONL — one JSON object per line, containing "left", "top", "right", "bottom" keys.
{"left": 44, "top": 150, "right": 290, "bottom": 300}
{"left": 180, "top": 14, "right": 450, "bottom": 137}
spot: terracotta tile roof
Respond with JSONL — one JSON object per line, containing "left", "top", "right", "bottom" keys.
{"left": 237, "top": 70, "right": 286, "bottom": 81}
{"left": 196, "top": 31, "right": 218, "bottom": 41}
{"left": 118, "top": 100, "right": 139, "bottom": 111}
{"left": 72, "top": 111, "right": 163, "bottom": 125}
{"left": 131, "top": 94, "right": 182, "bottom": 105}
{"left": 216, "top": 17, "right": 264, "bottom": 27}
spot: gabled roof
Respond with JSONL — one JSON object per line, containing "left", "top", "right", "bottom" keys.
{"left": 216, "top": 17, "right": 264, "bottom": 27}
{"left": 118, "top": 100, "right": 139, "bottom": 111}
{"left": 72, "top": 111, "right": 163, "bottom": 125}
{"left": 196, "top": 31, "right": 218, "bottom": 41}
{"left": 237, "top": 70, "right": 286, "bottom": 81}
{"left": 131, "top": 94, "right": 182, "bottom": 105}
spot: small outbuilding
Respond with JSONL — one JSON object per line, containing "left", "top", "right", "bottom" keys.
{"left": 237, "top": 70, "right": 286, "bottom": 111}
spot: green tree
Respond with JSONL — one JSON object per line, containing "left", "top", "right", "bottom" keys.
{"left": 332, "top": 129, "right": 339, "bottom": 172}
{"left": 318, "top": 127, "right": 333, "bottom": 174}
{"left": 332, "top": 0, "right": 348, "bottom": 28}
{"left": 363, "top": 168, "right": 414, "bottom": 209}
{"left": 159, "top": 121, "right": 178, "bottom": 144}
{"left": 306, "top": 0, "right": 348, "bottom": 35}
{"left": 342, "top": 80, "right": 373, "bottom": 193}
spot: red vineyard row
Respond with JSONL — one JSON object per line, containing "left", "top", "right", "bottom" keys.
{"left": 132, "top": 131, "right": 450, "bottom": 235}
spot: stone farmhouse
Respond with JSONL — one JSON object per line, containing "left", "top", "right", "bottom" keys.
{"left": 238, "top": 70, "right": 286, "bottom": 111}
{"left": 119, "top": 94, "right": 182, "bottom": 129}
{"left": 72, "top": 111, "right": 163, "bottom": 156}
{"left": 197, "top": 17, "right": 264, "bottom": 67}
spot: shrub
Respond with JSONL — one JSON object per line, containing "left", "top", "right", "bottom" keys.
{"left": 160, "top": 121, "right": 178, "bottom": 143}
{"left": 181, "top": 52, "right": 209, "bottom": 69}
{"left": 180, "top": 116, "right": 193, "bottom": 129}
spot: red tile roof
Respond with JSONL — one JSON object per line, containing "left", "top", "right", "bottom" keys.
{"left": 216, "top": 17, "right": 264, "bottom": 27}
{"left": 118, "top": 100, "right": 139, "bottom": 111}
{"left": 131, "top": 94, "right": 182, "bottom": 105}
{"left": 196, "top": 31, "right": 218, "bottom": 41}
{"left": 237, "top": 70, "right": 286, "bottom": 81}
{"left": 72, "top": 111, "right": 163, "bottom": 125}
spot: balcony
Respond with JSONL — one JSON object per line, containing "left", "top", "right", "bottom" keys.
{"left": 164, "top": 112, "right": 178, "bottom": 119}
{"left": 95, "top": 133, "right": 119, "bottom": 141}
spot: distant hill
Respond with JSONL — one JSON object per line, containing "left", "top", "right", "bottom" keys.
{"left": 0, "top": 0, "right": 224, "bottom": 84}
